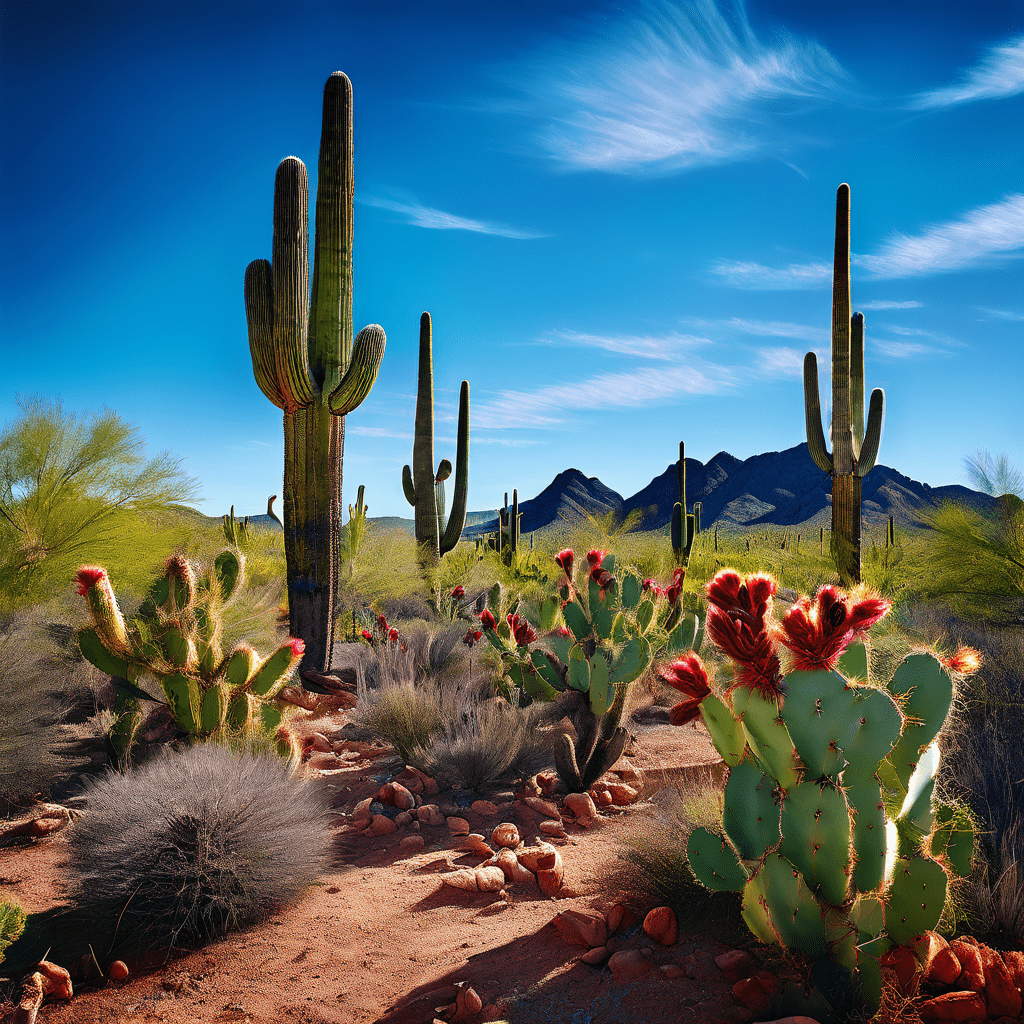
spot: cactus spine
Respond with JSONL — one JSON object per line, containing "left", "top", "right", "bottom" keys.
{"left": 245, "top": 72, "right": 386, "bottom": 674}
{"left": 804, "top": 184, "right": 885, "bottom": 584}
{"left": 402, "top": 312, "right": 469, "bottom": 563}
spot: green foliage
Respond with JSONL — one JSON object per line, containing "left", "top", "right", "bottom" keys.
{"left": 340, "top": 484, "right": 370, "bottom": 571}
{"left": 0, "top": 394, "right": 200, "bottom": 615}
{"left": 0, "top": 894, "right": 27, "bottom": 963}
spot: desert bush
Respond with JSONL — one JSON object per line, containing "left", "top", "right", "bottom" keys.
{"left": 66, "top": 743, "right": 332, "bottom": 954}
{"left": 0, "top": 602, "right": 97, "bottom": 808}
{"left": 410, "top": 696, "right": 556, "bottom": 793}
{"left": 0, "top": 895, "right": 26, "bottom": 962}
{"left": 614, "top": 775, "right": 741, "bottom": 928}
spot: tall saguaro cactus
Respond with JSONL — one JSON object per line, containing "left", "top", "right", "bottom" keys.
{"left": 245, "top": 72, "right": 387, "bottom": 674}
{"left": 402, "top": 312, "right": 470, "bottom": 563}
{"left": 804, "top": 184, "right": 885, "bottom": 583}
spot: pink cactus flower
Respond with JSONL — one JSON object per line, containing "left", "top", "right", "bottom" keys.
{"left": 586, "top": 549, "right": 609, "bottom": 568}
{"left": 555, "top": 626, "right": 571, "bottom": 638}
{"left": 506, "top": 613, "right": 537, "bottom": 647}
{"left": 555, "top": 549, "right": 575, "bottom": 578}
{"left": 75, "top": 566, "right": 107, "bottom": 596}
{"left": 479, "top": 609, "right": 497, "bottom": 630}
{"left": 286, "top": 638, "right": 305, "bottom": 659}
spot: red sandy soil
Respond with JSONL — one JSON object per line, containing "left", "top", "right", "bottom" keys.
{"left": 0, "top": 717, "right": 761, "bottom": 1024}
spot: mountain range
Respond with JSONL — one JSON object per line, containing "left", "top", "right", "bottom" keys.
{"left": 241, "top": 443, "right": 997, "bottom": 538}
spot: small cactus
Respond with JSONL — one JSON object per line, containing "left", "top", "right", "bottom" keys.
{"left": 222, "top": 505, "right": 251, "bottom": 549}
{"left": 75, "top": 555, "right": 305, "bottom": 764}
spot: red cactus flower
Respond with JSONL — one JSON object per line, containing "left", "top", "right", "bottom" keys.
{"left": 942, "top": 646, "right": 981, "bottom": 675}
{"left": 586, "top": 549, "right": 609, "bottom": 568}
{"left": 705, "top": 569, "right": 785, "bottom": 698}
{"left": 75, "top": 566, "right": 107, "bottom": 596}
{"left": 451, "top": 585, "right": 466, "bottom": 600}
{"left": 776, "top": 585, "right": 890, "bottom": 672}
{"left": 361, "top": 629, "right": 373, "bottom": 642}
{"left": 463, "top": 629, "right": 483, "bottom": 648}
{"left": 555, "top": 625, "right": 571, "bottom": 638}
{"left": 659, "top": 654, "right": 712, "bottom": 725}
{"left": 401, "top": 643, "right": 408, "bottom": 653}
{"left": 388, "top": 627, "right": 400, "bottom": 644}
{"left": 479, "top": 608, "right": 497, "bottom": 630}
{"left": 377, "top": 613, "right": 388, "bottom": 633}
{"left": 555, "top": 549, "right": 575, "bottom": 578}
{"left": 664, "top": 581, "right": 681, "bottom": 605}
{"left": 507, "top": 613, "right": 537, "bottom": 647}
{"left": 641, "top": 578, "right": 658, "bottom": 593}
{"left": 286, "top": 638, "right": 306, "bottom": 659}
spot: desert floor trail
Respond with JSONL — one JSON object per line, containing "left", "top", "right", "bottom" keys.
{"left": 0, "top": 711, "right": 761, "bottom": 1024}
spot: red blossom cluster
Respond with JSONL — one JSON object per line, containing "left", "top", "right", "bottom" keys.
{"left": 479, "top": 608, "right": 498, "bottom": 630}
{"left": 775, "top": 585, "right": 890, "bottom": 672}
{"left": 554, "top": 549, "right": 575, "bottom": 579}
{"left": 506, "top": 613, "right": 537, "bottom": 647}
{"left": 451, "top": 585, "right": 466, "bottom": 600}
{"left": 658, "top": 652, "right": 712, "bottom": 726}
{"left": 285, "top": 638, "right": 306, "bottom": 659}
{"left": 463, "top": 629, "right": 483, "bottom": 648}
{"left": 639, "top": 567, "right": 684, "bottom": 604}
{"left": 705, "top": 570, "right": 785, "bottom": 699}
{"left": 362, "top": 612, "right": 407, "bottom": 652}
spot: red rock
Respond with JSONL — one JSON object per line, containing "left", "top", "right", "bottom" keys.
{"left": 919, "top": 992, "right": 988, "bottom": 1023}
{"left": 948, "top": 941, "right": 985, "bottom": 992}
{"left": 643, "top": 906, "right": 679, "bottom": 946}
{"left": 306, "top": 751, "right": 345, "bottom": 771}
{"left": 733, "top": 977, "right": 771, "bottom": 1017}
{"left": 35, "top": 961, "right": 73, "bottom": 1001}
{"left": 369, "top": 814, "right": 397, "bottom": 835}
{"left": 581, "top": 946, "right": 610, "bottom": 966}
{"left": 684, "top": 949, "right": 722, "bottom": 984}
{"left": 393, "top": 766, "right": 424, "bottom": 794}
{"left": 752, "top": 971, "right": 779, "bottom": 995}
{"left": 537, "top": 859, "right": 563, "bottom": 896}
{"left": 914, "top": 931, "right": 949, "bottom": 971}
{"left": 308, "top": 732, "right": 332, "bottom": 752}
{"left": 563, "top": 792, "right": 598, "bottom": 820}
{"left": 978, "top": 946, "right": 1022, "bottom": 1019}
{"left": 553, "top": 909, "right": 608, "bottom": 948}
{"left": 605, "top": 903, "right": 635, "bottom": 936}
{"left": 535, "top": 770, "right": 559, "bottom": 796}
{"left": 660, "top": 963, "right": 685, "bottom": 978}
{"left": 715, "top": 949, "right": 757, "bottom": 983}
{"left": 607, "top": 782, "right": 639, "bottom": 805}
{"left": 608, "top": 950, "right": 651, "bottom": 983}
{"left": 880, "top": 946, "right": 920, "bottom": 995}
{"left": 446, "top": 816, "right": 470, "bottom": 835}
{"left": 471, "top": 799, "right": 498, "bottom": 816}
{"left": 108, "top": 961, "right": 129, "bottom": 982}
{"left": 399, "top": 835, "right": 425, "bottom": 852}
{"left": 539, "top": 819, "right": 566, "bottom": 837}
{"left": 1002, "top": 949, "right": 1024, "bottom": 989}
{"left": 594, "top": 789, "right": 614, "bottom": 807}
{"left": 928, "top": 947, "right": 963, "bottom": 987}
{"left": 523, "top": 796, "right": 560, "bottom": 818}
{"left": 389, "top": 783, "right": 416, "bottom": 810}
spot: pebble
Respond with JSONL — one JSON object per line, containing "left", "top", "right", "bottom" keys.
{"left": 446, "top": 816, "right": 470, "bottom": 835}
{"left": 715, "top": 949, "right": 757, "bottom": 983}
{"left": 605, "top": 903, "right": 635, "bottom": 936}
{"left": 581, "top": 946, "right": 610, "bottom": 966}
{"left": 369, "top": 814, "right": 397, "bottom": 836}
{"left": 522, "top": 796, "right": 560, "bottom": 818}
{"left": 553, "top": 909, "right": 608, "bottom": 948}
{"left": 399, "top": 835, "right": 425, "bottom": 852}
{"left": 563, "top": 792, "right": 598, "bottom": 820}
{"left": 474, "top": 866, "right": 507, "bottom": 891}
{"left": 607, "top": 782, "right": 640, "bottom": 805}
{"left": 607, "top": 950, "right": 650, "bottom": 983}
{"left": 643, "top": 906, "right": 679, "bottom": 946}
{"left": 394, "top": 811, "right": 412, "bottom": 827}
{"left": 470, "top": 799, "right": 498, "bottom": 816}
{"left": 539, "top": 819, "right": 567, "bottom": 837}
{"left": 492, "top": 823, "right": 520, "bottom": 848}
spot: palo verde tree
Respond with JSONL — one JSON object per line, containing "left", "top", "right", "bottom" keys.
{"left": 245, "top": 72, "right": 387, "bottom": 676}
{"left": 0, "top": 395, "right": 198, "bottom": 613}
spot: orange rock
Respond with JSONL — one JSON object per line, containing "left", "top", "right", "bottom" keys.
{"left": 642, "top": 906, "right": 679, "bottom": 946}
{"left": 605, "top": 903, "right": 635, "bottom": 936}
{"left": 715, "top": 949, "right": 757, "bottom": 984}
{"left": 581, "top": 946, "right": 610, "bottom": 966}
{"left": 919, "top": 992, "right": 987, "bottom": 1023}
{"left": 978, "top": 946, "right": 1022, "bottom": 1019}
{"left": 607, "top": 950, "right": 650, "bottom": 983}
{"left": 523, "top": 796, "right": 560, "bottom": 818}
{"left": 594, "top": 790, "right": 614, "bottom": 807}
{"left": 948, "top": 941, "right": 985, "bottom": 992}
{"left": 553, "top": 909, "right": 608, "bottom": 948}
{"left": 537, "top": 858, "right": 564, "bottom": 896}
{"left": 368, "top": 814, "right": 397, "bottom": 835}
{"left": 607, "top": 782, "right": 639, "bottom": 805}
{"left": 108, "top": 961, "right": 129, "bottom": 982}
{"left": 927, "top": 946, "right": 963, "bottom": 987}
{"left": 539, "top": 819, "right": 566, "bottom": 837}
{"left": 36, "top": 961, "right": 73, "bottom": 1001}
{"left": 492, "top": 823, "right": 520, "bottom": 848}
{"left": 446, "top": 816, "right": 470, "bottom": 835}
{"left": 563, "top": 792, "right": 598, "bottom": 820}
{"left": 1002, "top": 949, "right": 1024, "bottom": 989}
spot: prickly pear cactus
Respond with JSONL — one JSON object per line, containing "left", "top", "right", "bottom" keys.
{"left": 74, "top": 555, "right": 305, "bottom": 764}
{"left": 678, "top": 570, "right": 978, "bottom": 1016}
{"left": 477, "top": 548, "right": 703, "bottom": 791}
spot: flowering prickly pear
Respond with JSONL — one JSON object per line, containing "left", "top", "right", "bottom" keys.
{"left": 679, "top": 568, "right": 977, "bottom": 1014}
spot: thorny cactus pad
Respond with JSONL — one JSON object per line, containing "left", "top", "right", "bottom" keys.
{"left": 75, "top": 555, "right": 305, "bottom": 764}
{"left": 681, "top": 568, "right": 978, "bottom": 1017}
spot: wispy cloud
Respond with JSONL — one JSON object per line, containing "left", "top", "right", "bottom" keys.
{"left": 517, "top": 0, "right": 850, "bottom": 174}
{"left": 715, "top": 195, "right": 1024, "bottom": 287}
{"left": 878, "top": 341, "right": 944, "bottom": 359}
{"left": 473, "top": 364, "right": 734, "bottom": 429}
{"left": 473, "top": 437, "right": 540, "bottom": 447}
{"left": 859, "top": 300, "right": 923, "bottom": 310}
{"left": 347, "top": 426, "right": 414, "bottom": 440}
{"left": 359, "top": 195, "right": 547, "bottom": 239}
{"left": 710, "top": 259, "right": 832, "bottom": 289}
{"left": 756, "top": 347, "right": 807, "bottom": 377}
{"left": 542, "top": 329, "right": 710, "bottom": 360}
{"left": 857, "top": 194, "right": 1024, "bottom": 277}
{"left": 908, "top": 36, "right": 1024, "bottom": 110}
{"left": 978, "top": 307, "right": 1024, "bottom": 321}
{"left": 719, "top": 318, "right": 828, "bottom": 344}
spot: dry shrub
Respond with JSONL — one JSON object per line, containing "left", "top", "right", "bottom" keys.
{"left": 66, "top": 743, "right": 332, "bottom": 954}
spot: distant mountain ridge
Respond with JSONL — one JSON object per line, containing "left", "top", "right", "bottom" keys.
{"left": 191, "top": 443, "right": 998, "bottom": 538}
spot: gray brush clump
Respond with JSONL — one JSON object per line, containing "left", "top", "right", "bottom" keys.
{"left": 66, "top": 743, "right": 332, "bottom": 954}
{"left": 411, "top": 697, "right": 555, "bottom": 794}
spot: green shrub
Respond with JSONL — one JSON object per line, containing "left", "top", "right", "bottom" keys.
{"left": 0, "top": 894, "right": 26, "bottom": 963}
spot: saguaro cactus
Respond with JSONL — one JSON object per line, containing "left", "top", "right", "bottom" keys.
{"left": 671, "top": 441, "right": 695, "bottom": 568}
{"left": 245, "top": 72, "right": 387, "bottom": 675}
{"left": 804, "top": 184, "right": 885, "bottom": 584}
{"left": 402, "top": 312, "right": 469, "bottom": 563}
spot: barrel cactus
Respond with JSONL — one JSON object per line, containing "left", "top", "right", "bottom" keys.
{"left": 75, "top": 554, "right": 305, "bottom": 764}
{"left": 675, "top": 569, "right": 977, "bottom": 1016}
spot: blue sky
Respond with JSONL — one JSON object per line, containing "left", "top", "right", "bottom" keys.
{"left": 2, "top": 1, "right": 1022, "bottom": 520}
